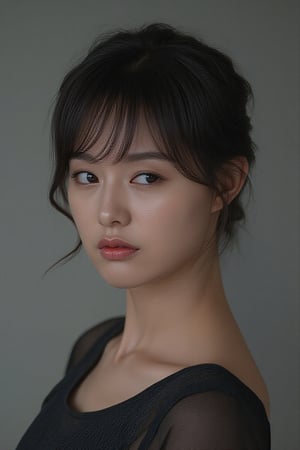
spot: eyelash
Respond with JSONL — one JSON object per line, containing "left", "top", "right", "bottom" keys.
{"left": 70, "top": 171, "right": 164, "bottom": 186}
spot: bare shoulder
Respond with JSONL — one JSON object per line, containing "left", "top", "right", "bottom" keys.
{"left": 207, "top": 312, "right": 271, "bottom": 419}
{"left": 241, "top": 362, "right": 270, "bottom": 418}
{"left": 222, "top": 346, "right": 271, "bottom": 419}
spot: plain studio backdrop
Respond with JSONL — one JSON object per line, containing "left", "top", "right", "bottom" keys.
{"left": 0, "top": 1, "right": 299, "bottom": 449}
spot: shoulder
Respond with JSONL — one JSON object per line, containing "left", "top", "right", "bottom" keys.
{"left": 222, "top": 353, "right": 271, "bottom": 420}
{"left": 164, "top": 390, "right": 239, "bottom": 425}
{"left": 65, "top": 315, "right": 124, "bottom": 374}
{"left": 137, "top": 361, "right": 271, "bottom": 449}
{"left": 147, "top": 390, "right": 270, "bottom": 450}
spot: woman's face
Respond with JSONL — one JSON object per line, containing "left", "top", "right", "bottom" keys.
{"left": 67, "top": 119, "right": 223, "bottom": 289}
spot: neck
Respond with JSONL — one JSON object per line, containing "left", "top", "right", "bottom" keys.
{"left": 112, "top": 250, "right": 235, "bottom": 364}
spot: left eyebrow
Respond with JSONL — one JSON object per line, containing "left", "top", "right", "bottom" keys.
{"left": 70, "top": 151, "right": 172, "bottom": 163}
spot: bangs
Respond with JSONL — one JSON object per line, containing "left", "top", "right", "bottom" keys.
{"left": 53, "top": 56, "right": 210, "bottom": 183}
{"left": 71, "top": 91, "right": 141, "bottom": 164}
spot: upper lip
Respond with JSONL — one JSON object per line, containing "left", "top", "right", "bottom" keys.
{"left": 98, "top": 238, "right": 138, "bottom": 249}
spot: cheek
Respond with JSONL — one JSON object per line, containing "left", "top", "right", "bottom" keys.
{"left": 146, "top": 191, "right": 214, "bottom": 249}
{"left": 68, "top": 195, "right": 93, "bottom": 242}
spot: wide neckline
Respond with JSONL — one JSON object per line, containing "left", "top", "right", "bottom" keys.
{"left": 64, "top": 317, "right": 270, "bottom": 422}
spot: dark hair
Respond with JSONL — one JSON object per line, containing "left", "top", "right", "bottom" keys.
{"left": 47, "top": 22, "right": 256, "bottom": 272}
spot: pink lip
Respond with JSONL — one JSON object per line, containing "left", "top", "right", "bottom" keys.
{"left": 100, "top": 247, "right": 138, "bottom": 260}
{"left": 98, "top": 238, "right": 138, "bottom": 250}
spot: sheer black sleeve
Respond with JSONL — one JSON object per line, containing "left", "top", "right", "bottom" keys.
{"left": 143, "top": 391, "right": 270, "bottom": 450}
{"left": 39, "top": 317, "right": 123, "bottom": 411}
{"left": 64, "top": 316, "right": 123, "bottom": 375}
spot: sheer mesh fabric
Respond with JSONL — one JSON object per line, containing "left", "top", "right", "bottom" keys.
{"left": 64, "top": 317, "right": 121, "bottom": 374}
{"left": 16, "top": 316, "right": 271, "bottom": 450}
{"left": 132, "top": 392, "right": 268, "bottom": 450}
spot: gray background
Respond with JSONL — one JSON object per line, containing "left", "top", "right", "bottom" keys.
{"left": 1, "top": 1, "right": 299, "bottom": 449}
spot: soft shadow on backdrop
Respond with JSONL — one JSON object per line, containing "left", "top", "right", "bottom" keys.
{"left": 0, "top": 1, "right": 299, "bottom": 449}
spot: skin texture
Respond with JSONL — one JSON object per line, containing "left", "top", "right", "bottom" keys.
{"left": 67, "top": 117, "right": 270, "bottom": 418}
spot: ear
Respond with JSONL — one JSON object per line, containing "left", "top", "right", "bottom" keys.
{"left": 210, "top": 156, "right": 249, "bottom": 213}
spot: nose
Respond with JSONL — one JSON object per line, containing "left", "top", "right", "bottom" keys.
{"left": 97, "top": 180, "right": 131, "bottom": 227}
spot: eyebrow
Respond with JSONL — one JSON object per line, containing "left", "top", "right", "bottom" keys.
{"left": 70, "top": 151, "right": 172, "bottom": 163}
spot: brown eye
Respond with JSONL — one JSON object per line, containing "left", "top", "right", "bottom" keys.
{"left": 132, "top": 172, "right": 162, "bottom": 185}
{"left": 71, "top": 171, "right": 98, "bottom": 184}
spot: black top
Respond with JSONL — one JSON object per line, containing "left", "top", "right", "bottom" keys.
{"left": 16, "top": 316, "right": 271, "bottom": 450}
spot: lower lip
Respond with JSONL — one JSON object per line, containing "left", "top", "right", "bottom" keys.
{"left": 99, "top": 247, "right": 138, "bottom": 260}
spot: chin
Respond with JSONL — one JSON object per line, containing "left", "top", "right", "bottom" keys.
{"left": 94, "top": 266, "right": 146, "bottom": 289}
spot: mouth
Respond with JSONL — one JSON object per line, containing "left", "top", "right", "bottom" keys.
{"left": 98, "top": 238, "right": 138, "bottom": 250}
{"left": 99, "top": 246, "right": 139, "bottom": 260}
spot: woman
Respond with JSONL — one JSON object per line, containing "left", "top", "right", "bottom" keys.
{"left": 16, "top": 23, "right": 271, "bottom": 449}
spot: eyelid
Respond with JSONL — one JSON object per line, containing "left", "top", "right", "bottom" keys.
{"left": 70, "top": 170, "right": 98, "bottom": 184}
{"left": 131, "top": 171, "right": 164, "bottom": 185}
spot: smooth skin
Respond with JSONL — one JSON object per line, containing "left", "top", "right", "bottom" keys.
{"left": 67, "top": 117, "right": 270, "bottom": 418}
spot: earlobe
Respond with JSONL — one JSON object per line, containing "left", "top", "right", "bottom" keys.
{"left": 210, "top": 192, "right": 224, "bottom": 214}
{"left": 210, "top": 157, "right": 249, "bottom": 213}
